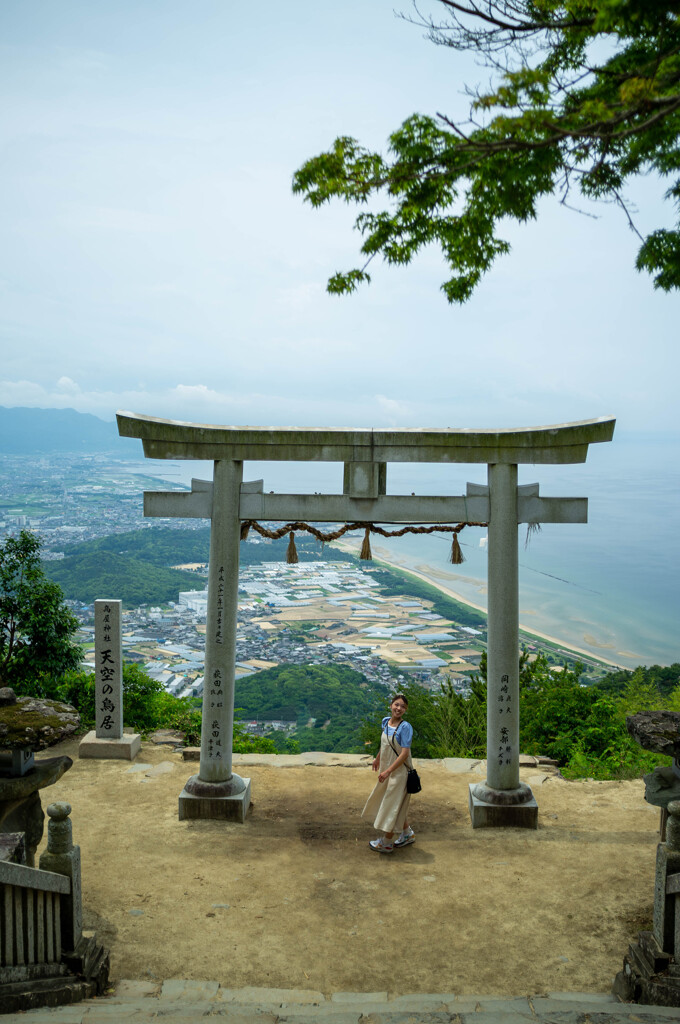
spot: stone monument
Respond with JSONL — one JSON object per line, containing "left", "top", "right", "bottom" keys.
{"left": 79, "top": 600, "right": 141, "bottom": 760}
{"left": 117, "top": 412, "right": 614, "bottom": 827}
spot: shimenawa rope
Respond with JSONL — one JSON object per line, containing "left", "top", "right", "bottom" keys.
{"left": 240, "top": 519, "right": 488, "bottom": 565}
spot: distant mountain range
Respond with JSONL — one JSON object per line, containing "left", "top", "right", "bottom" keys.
{"left": 0, "top": 407, "right": 129, "bottom": 454}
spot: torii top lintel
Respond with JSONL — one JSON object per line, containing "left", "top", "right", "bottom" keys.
{"left": 116, "top": 412, "right": 615, "bottom": 465}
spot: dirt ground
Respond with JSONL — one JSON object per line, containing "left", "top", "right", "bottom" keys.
{"left": 36, "top": 739, "right": 661, "bottom": 998}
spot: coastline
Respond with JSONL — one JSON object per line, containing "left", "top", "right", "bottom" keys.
{"left": 337, "top": 538, "right": 625, "bottom": 670}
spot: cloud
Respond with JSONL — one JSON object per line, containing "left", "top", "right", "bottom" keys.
{"left": 0, "top": 380, "right": 53, "bottom": 406}
{"left": 172, "top": 384, "right": 225, "bottom": 402}
{"left": 0, "top": 377, "right": 439, "bottom": 429}
{"left": 374, "top": 394, "right": 413, "bottom": 425}
{"left": 56, "top": 376, "right": 80, "bottom": 395}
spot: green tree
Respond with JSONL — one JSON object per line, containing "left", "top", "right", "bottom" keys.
{"left": 428, "top": 675, "right": 487, "bottom": 758}
{"left": 293, "top": 1, "right": 680, "bottom": 302}
{"left": 56, "top": 666, "right": 277, "bottom": 750}
{"left": 515, "top": 653, "right": 677, "bottom": 778}
{"left": 594, "top": 661, "right": 680, "bottom": 697}
{"left": 0, "top": 531, "right": 82, "bottom": 692}
{"left": 359, "top": 675, "right": 488, "bottom": 758}
{"left": 56, "top": 664, "right": 173, "bottom": 733}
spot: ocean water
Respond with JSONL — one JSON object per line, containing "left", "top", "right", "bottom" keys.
{"left": 145, "top": 434, "right": 679, "bottom": 670}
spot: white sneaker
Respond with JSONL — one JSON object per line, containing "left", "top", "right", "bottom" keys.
{"left": 394, "top": 828, "right": 415, "bottom": 848}
{"left": 369, "top": 837, "right": 394, "bottom": 853}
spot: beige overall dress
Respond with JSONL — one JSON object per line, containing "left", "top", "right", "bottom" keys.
{"left": 362, "top": 724, "right": 412, "bottom": 834}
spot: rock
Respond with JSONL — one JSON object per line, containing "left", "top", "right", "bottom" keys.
{"left": 0, "top": 695, "right": 80, "bottom": 751}
{"left": 149, "top": 729, "right": 185, "bottom": 746}
{"left": 626, "top": 710, "right": 680, "bottom": 758}
{"left": 518, "top": 754, "right": 538, "bottom": 766}
{"left": 643, "top": 765, "right": 680, "bottom": 809}
{"left": 0, "top": 831, "right": 26, "bottom": 863}
{"left": 0, "top": 687, "right": 17, "bottom": 706}
{"left": 145, "top": 761, "right": 175, "bottom": 777}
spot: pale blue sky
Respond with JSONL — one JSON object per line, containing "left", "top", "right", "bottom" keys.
{"left": 0, "top": 0, "right": 677, "bottom": 434}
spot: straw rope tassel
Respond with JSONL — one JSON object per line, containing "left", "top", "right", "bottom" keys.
{"left": 525, "top": 522, "right": 542, "bottom": 549}
{"left": 360, "top": 527, "right": 372, "bottom": 561}
{"left": 240, "top": 522, "right": 251, "bottom": 541}
{"left": 286, "top": 531, "right": 299, "bottom": 564}
{"left": 450, "top": 532, "right": 465, "bottom": 564}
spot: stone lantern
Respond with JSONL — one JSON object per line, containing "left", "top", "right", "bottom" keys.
{"left": 0, "top": 686, "right": 79, "bottom": 865}
{"left": 612, "top": 710, "right": 680, "bottom": 1006}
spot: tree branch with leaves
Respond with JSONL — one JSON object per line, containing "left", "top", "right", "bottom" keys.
{"left": 293, "top": 1, "right": 680, "bottom": 301}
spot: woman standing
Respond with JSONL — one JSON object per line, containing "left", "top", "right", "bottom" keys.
{"left": 362, "top": 694, "right": 416, "bottom": 853}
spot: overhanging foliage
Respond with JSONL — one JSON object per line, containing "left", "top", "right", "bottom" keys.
{"left": 293, "top": 1, "right": 680, "bottom": 300}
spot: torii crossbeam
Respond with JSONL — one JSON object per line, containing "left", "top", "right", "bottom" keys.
{"left": 117, "top": 413, "right": 615, "bottom": 827}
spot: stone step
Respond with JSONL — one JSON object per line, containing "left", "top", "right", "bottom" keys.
{"left": 0, "top": 974, "right": 95, "bottom": 1016}
{"left": 7, "top": 981, "right": 680, "bottom": 1023}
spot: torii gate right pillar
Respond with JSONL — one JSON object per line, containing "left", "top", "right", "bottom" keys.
{"left": 469, "top": 462, "right": 538, "bottom": 827}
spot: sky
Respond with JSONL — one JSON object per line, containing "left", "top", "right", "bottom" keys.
{"left": 0, "top": 0, "right": 677, "bottom": 437}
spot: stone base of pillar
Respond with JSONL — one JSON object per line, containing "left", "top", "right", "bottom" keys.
{"left": 613, "top": 931, "right": 680, "bottom": 1007}
{"left": 78, "top": 731, "right": 141, "bottom": 761}
{"left": 178, "top": 773, "right": 251, "bottom": 823}
{"left": 468, "top": 782, "right": 538, "bottom": 829}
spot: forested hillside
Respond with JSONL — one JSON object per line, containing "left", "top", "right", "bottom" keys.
{"left": 45, "top": 551, "right": 201, "bottom": 606}
{"left": 43, "top": 527, "right": 355, "bottom": 606}
{"left": 59, "top": 527, "right": 355, "bottom": 567}
{"left": 234, "top": 663, "right": 389, "bottom": 753}
{"left": 593, "top": 663, "right": 680, "bottom": 698}
{"left": 61, "top": 527, "right": 212, "bottom": 566}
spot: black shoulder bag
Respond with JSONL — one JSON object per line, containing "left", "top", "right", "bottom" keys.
{"left": 386, "top": 723, "right": 422, "bottom": 794}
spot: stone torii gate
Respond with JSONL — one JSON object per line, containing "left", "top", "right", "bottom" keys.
{"left": 117, "top": 412, "right": 615, "bottom": 828}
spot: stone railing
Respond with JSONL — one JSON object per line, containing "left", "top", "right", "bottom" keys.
{"left": 0, "top": 855, "right": 70, "bottom": 981}
{"left": 0, "top": 803, "right": 109, "bottom": 1014}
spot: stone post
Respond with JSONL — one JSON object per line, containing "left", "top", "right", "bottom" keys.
{"left": 179, "top": 459, "right": 251, "bottom": 821}
{"left": 94, "top": 600, "right": 123, "bottom": 739}
{"left": 469, "top": 463, "right": 537, "bottom": 828}
{"left": 79, "top": 600, "right": 141, "bottom": 761}
{"left": 654, "top": 799, "right": 680, "bottom": 957}
{"left": 39, "top": 802, "right": 82, "bottom": 953}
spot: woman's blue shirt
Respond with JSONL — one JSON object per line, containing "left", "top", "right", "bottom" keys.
{"left": 381, "top": 716, "right": 413, "bottom": 748}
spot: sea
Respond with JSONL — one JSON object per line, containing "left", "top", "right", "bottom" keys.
{"left": 138, "top": 433, "right": 679, "bottom": 671}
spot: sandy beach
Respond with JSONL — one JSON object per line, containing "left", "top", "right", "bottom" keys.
{"left": 338, "top": 538, "right": 626, "bottom": 670}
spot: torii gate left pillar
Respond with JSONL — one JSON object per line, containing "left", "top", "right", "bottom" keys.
{"left": 117, "top": 412, "right": 615, "bottom": 826}
{"left": 179, "top": 459, "right": 250, "bottom": 821}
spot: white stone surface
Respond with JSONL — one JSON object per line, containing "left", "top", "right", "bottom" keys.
{"left": 442, "top": 758, "right": 482, "bottom": 773}
{"left": 78, "top": 731, "right": 141, "bottom": 761}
